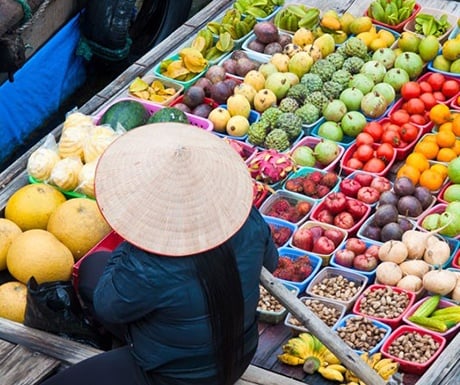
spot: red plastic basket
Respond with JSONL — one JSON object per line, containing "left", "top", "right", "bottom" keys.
{"left": 364, "top": 3, "right": 421, "bottom": 32}
{"left": 95, "top": 97, "right": 214, "bottom": 131}
{"left": 451, "top": 91, "right": 460, "bottom": 110}
{"left": 387, "top": 98, "right": 434, "bottom": 135}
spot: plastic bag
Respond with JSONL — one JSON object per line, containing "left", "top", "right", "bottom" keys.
{"left": 24, "top": 276, "right": 110, "bottom": 349}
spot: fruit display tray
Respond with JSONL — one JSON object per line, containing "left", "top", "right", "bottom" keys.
{"left": 340, "top": 142, "right": 397, "bottom": 176}
{"left": 403, "top": 7, "right": 457, "bottom": 43}
{"left": 364, "top": 3, "right": 422, "bottom": 32}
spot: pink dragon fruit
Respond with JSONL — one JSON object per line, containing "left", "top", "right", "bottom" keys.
{"left": 248, "top": 149, "right": 295, "bottom": 185}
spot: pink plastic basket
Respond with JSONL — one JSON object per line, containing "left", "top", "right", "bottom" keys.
{"left": 96, "top": 97, "right": 214, "bottom": 131}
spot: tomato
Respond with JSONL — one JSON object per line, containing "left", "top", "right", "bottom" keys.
{"left": 427, "top": 73, "right": 446, "bottom": 91}
{"left": 363, "top": 121, "right": 383, "bottom": 141}
{"left": 376, "top": 143, "right": 395, "bottom": 163}
{"left": 354, "top": 144, "right": 375, "bottom": 162}
{"left": 433, "top": 91, "right": 446, "bottom": 102}
{"left": 409, "top": 113, "right": 428, "bottom": 126}
{"left": 385, "top": 123, "right": 401, "bottom": 132}
{"left": 405, "top": 98, "right": 426, "bottom": 115}
{"left": 355, "top": 132, "right": 374, "bottom": 146}
{"left": 346, "top": 157, "right": 364, "bottom": 170}
{"left": 400, "top": 81, "right": 421, "bottom": 100}
{"left": 419, "top": 92, "right": 437, "bottom": 110}
{"left": 390, "top": 109, "right": 410, "bottom": 125}
{"left": 363, "top": 157, "right": 386, "bottom": 173}
{"left": 400, "top": 123, "right": 418, "bottom": 143}
{"left": 419, "top": 80, "right": 433, "bottom": 94}
{"left": 381, "top": 130, "right": 401, "bottom": 147}
{"left": 441, "top": 80, "right": 460, "bottom": 98}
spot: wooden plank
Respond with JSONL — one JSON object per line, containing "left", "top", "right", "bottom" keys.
{"left": 0, "top": 345, "right": 60, "bottom": 385}
{"left": 260, "top": 267, "right": 387, "bottom": 385}
{"left": 238, "top": 364, "right": 310, "bottom": 385}
{"left": 0, "top": 339, "right": 15, "bottom": 359}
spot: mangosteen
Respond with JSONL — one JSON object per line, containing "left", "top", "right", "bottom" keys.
{"left": 413, "top": 186, "right": 434, "bottom": 210}
{"left": 194, "top": 77, "right": 213, "bottom": 98}
{"left": 221, "top": 58, "right": 237, "bottom": 75}
{"left": 277, "top": 34, "right": 292, "bottom": 48}
{"left": 235, "top": 58, "right": 258, "bottom": 77}
{"left": 230, "top": 50, "right": 248, "bottom": 61}
{"left": 253, "top": 21, "right": 279, "bottom": 44}
{"left": 393, "top": 176, "right": 415, "bottom": 196}
{"left": 205, "top": 65, "right": 226, "bottom": 84}
{"left": 183, "top": 86, "right": 205, "bottom": 109}
{"left": 210, "top": 81, "right": 232, "bottom": 105}
{"left": 398, "top": 217, "right": 413, "bottom": 232}
{"left": 380, "top": 222, "right": 404, "bottom": 242}
{"left": 374, "top": 204, "right": 399, "bottom": 227}
{"left": 362, "top": 223, "right": 381, "bottom": 241}
{"left": 378, "top": 190, "right": 399, "bottom": 207}
{"left": 397, "top": 195, "right": 423, "bottom": 217}
{"left": 247, "top": 39, "right": 266, "bottom": 53}
{"left": 173, "top": 103, "right": 191, "bottom": 113}
{"left": 264, "top": 42, "right": 283, "bottom": 55}
{"left": 223, "top": 78, "right": 238, "bottom": 94}
{"left": 192, "top": 103, "right": 212, "bottom": 118}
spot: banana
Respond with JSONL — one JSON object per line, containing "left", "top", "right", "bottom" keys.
{"left": 277, "top": 353, "right": 305, "bottom": 366}
{"left": 297, "top": 333, "right": 316, "bottom": 352}
{"left": 326, "top": 364, "right": 347, "bottom": 373}
{"left": 318, "top": 366, "right": 345, "bottom": 382}
{"left": 281, "top": 337, "right": 311, "bottom": 359}
{"left": 377, "top": 362, "right": 399, "bottom": 381}
{"left": 368, "top": 352, "right": 382, "bottom": 369}
{"left": 373, "top": 358, "right": 397, "bottom": 372}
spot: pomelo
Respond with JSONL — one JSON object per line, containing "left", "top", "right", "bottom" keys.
{"left": 4, "top": 183, "right": 66, "bottom": 231}
{"left": 0, "top": 218, "right": 22, "bottom": 270}
{"left": 7, "top": 229, "right": 74, "bottom": 284}
{"left": 0, "top": 281, "right": 27, "bottom": 323}
{"left": 47, "top": 198, "right": 111, "bottom": 260}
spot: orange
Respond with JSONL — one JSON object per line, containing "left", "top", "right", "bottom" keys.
{"left": 452, "top": 114, "right": 460, "bottom": 137}
{"left": 437, "top": 147, "right": 458, "bottom": 162}
{"left": 414, "top": 140, "right": 439, "bottom": 160}
{"left": 405, "top": 152, "right": 430, "bottom": 172}
{"left": 429, "top": 104, "right": 452, "bottom": 125}
{"left": 430, "top": 163, "right": 448, "bottom": 180}
{"left": 438, "top": 122, "right": 453, "bottom": 132}
{"left": 452, "top": 139, "right": 460, "bottom": 155}
{"left": 420, "top": 134, "right": 437, "bottom": 143}
{"left": 436, "top": 130, "right": 456, "bottom": 148}
{"left": 397, "top": 164, "right": 420, "bottom": 185}
{"left": 419, "top": 169, "right": 444, "bottom": 191}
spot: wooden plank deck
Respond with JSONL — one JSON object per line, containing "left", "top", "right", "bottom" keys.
{"left": 0, "top": 1, "right": 460, "bottom": 384}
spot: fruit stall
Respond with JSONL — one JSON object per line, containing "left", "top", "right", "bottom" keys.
{"left": 1, "top": 0, "right": 460, "bottom": 384}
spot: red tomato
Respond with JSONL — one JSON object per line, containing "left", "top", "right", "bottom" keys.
{"left": 355, "top": 132, "right": 375, "bottom": 146}
{"left": 381, "top": 130, "right": 401, "bottom": 147}
{"left": 419, "top": 92, "right": 437, "bottom": 110}
{"left": 390, "top": 109, "right": 410, "bottom": 125}
{"left": 409, "top": 113, "right": 428, "bottom": 126}
{"left": 400, "top": 81, "right": 421, "bottom": 100}
{"left": 363, "top": 121, "right": 383, "bottom": 141}
{"left": 427, "top": 73, "right": 446, "bottom": 91}
{"left": 355, "top": 144, "right": 375, "bottom": 162}
{"left": 442, "top": 80, "right": 460, "bottom": 98}
{"left": 346, "top": 157, "right": 364, "bottom": 170}
{"left": 363, "top": 157, "right": 386, "bottom": 173}
{"left": 385, "top": 123, "right": 401, "bottom": 132}
{"left": 376, "top": 143, "right": 395, "bottom": 163}
{"left": 400, "top": 123, "right": 418, "bottom": 143}
{"left": 419, "top": 81, "right": 433, "bottom": 94}
{"left": 433, "top": 91, "right": 446, "bottom": 102}
{"left": 405, "top": 98, "right": 426, "bottom": 115}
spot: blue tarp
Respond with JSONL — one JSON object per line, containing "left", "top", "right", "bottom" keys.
{"left": 0, "top": 13, "right": 86, "bottom": 165}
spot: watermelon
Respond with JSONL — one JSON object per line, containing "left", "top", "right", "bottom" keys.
{"left": 147, "top": 107, "right": 189, "bottom": 124}
{"left": 99, "top": 100, "right": 148, "bottom": 130}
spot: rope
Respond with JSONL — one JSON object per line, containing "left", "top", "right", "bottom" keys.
{"left": 76, "top": 35, "right": 132, "bottom": 62}
{"left": 17, "top": 0, "right": 51, "bottom": 33}
{"left": 12, "top": 0, "right": 32, "bottom": 23}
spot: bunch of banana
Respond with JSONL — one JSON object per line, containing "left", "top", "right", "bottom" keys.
{"left": 278, "top": 333, "right": 347, "bottom": 382}
{"left": 342, "top": 352, "right": 399, "bottom": 385}
{"left": 206, "top": 9, "right": 256, "bottom": 40}
{"left": 233, "top": 0, "right": 284, "bottom": 20}
{"left": 273, "top": 5, "right": 320, "bottom": 33}
{"left": 191, "top": 29, "right": 234, "bottom": 61}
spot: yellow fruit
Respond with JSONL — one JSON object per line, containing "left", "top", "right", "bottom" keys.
{"left": 356, "top": 31, "right": 376, "bottom": 48}
{"left": 47, "top": 198, "right": 111, "bottom": 261}
{"left": 208, "top": 107, "right": 231, "bottom": 133}
{"left": 226, "top": 94, "right": 251, "bottom": 118}
{"left": 244, "top": 70, "right": 266, "bottom": 91}
{"left": 378, "top": 29, "right": 396, "bottom": 47}
{"left": 7, "top": 229, "right": 74, "bottom": 284}
{"left": 0, "top": 219, "right": 22, "bottom": 271}
{"left": 369, "top": 38, "right": 388, "bottom": 52}
{"left": 0, "top": 281, "right": 27, "bottom": 323}
{"left": 442, "top": 39, "right": 460, "bottom": 61}
{"left": 5, "top": 183, "right": 67, "bottom": 231}
{"left": 225, "top": 115, "right": 250, "bottom": 137}
{"left": 349, "top": 16, "right": 373, "bottom": 35}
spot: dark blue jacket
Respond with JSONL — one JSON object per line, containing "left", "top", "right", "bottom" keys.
{"left": 93, "top": 207, "right": 278, "bottom": 380}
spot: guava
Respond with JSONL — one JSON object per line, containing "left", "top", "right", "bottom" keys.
{"left": 394, "top": 52, "right": 424, "bottom": 80}
{"left": 339, "top": 87, "right": 364, "bottom": 111}
{"left": 314, "top": 140, "right": 340, "bottom": 166}
{"left": 265, "top": 72, "right": 291, "bottom": 101}
{"left": 291, "top": 146, "right": 316, "bottom": 167}
{"left": 421, "top": 213, "right": 441, "bottom": 231}
{"left": 322, "top": 99, "right": 348, "bottom": 122}
{"left": 349, "top": 74, "right": 375, "bottom": 95}
{"left": 317, "top": 121, "right": 343, "bottom": 142}
{"left": 448, "top": 157, "right": 460, "bottom": 183}
{"left": 383, "top": 68, "right": 410, "bottom": 92}
{"left": 360, "top": 60, "right": 387, "bottom": 83}
{"left": 340, "top": 111, "right": 367, "bottom": 137}
{"left": 361, "top": 91, "right": 388, "bottom": 119}
{"left": 443, "top": 184, "right": 460, "bottom": 202}
{"left": 372, "top": 83, "right": 396, "bottom": 105}
{"left": 372, "top": 48, "right": 396, "bottom": 70}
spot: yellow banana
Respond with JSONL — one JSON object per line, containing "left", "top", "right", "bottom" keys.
{"left": 345, "top": 370, "right": 360, "bottom": 383}
{"left": 297, "top": 333, "right": 316, "bottom": 352}
{"left": 277, "top": 353, "right": 305, "bottom": 366}
{"left": 368, "top": 352, "right": 382, "bottom": 369}
{"left": 327, "top": 364, "right": 347, "bottom": 373}
{"left": 282, "top": 337, "right": 311, "bottom": 359}
{"left": 377, "top": 362, "right": 399, "bottom": 381}
{"left": 318, "top": 366, "right": 345, "bottom": 382}
{"left": 373, "top": 358, "right": 396, "bottom": 372}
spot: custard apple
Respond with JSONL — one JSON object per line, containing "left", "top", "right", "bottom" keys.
{"left": 247, "top": 120, "right": 270, "bottom": 146}
{"left": 295, "top": 103, "right": 320, "bottom": 125}
{"left": 342, "top": 56, "right": 365, "bottom": 74}
{"left": 275, "top": 112, "right": 303, "bottom": 141}
{"left": 331, "top": 69, "right": 352, "bottom": 89}
{"left": 286, "top": 83, "right": 310, "bottom": 104}
{"left": 322, "top": 81, "right": 343, "bottom": 100}
{"left": 260, "top": 107, "right": 282, "bottom": 129}
{"left": 279, "top": 97, "right": 299, "bottom": 113}
{"left": 344, "top": 37, "right": 368, "bottom": 59}
{"left": 305, "top": 91, "right": 329, "bottom": 112}
{"left": 310, "top": 59, "right": 336, "bottom": 82}
{"left": 326, "top": 52, "right": 345, "bottom": 70}
{"left": 264, "top": 129, "right": 290, "bottom": 151}
{"left": 300, "top": 73, "right": 323, "bottom": 93}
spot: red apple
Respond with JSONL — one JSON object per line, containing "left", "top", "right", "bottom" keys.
{"left": 324, "top": 192, "right": 348, "bottom": 214}
{"left": 345, "top": 238, "right": 367, "bottom": 255}
{"left": 323, "top": 229, "right": 344, "bottom": 247}
{"left": 315, "top": 209, "right": 335, "bottom": 224}
{"left": 334, "top": 211, "right": 355, "bottom": 229}
{"left": 340, "top": 178, "right": 362, "bottom": 198}
{"left": 353, "top": 253, "right": 379, "bottom": 271}
{"left": 334, "top": 249, "right": 355, "bottom": 267}
{"left": 365, "top": 244, "right": 380, "bottom": 259}
{"left": 312, "top": 236, "right": 336, "bottom": 254}
{"left": 370, "top": 176, "right": 392, "bottom": 193}
{"left": 353, "top": 173, "right": 373, "bottom": 187}
{"left": 346, "top": 199, "right": 368, "bottom": 220}
{"left": 292, "top": 228, "right": 313, "bottom": 251}
{"left": 357, "top": 186, "right": 380, "bottom": 204}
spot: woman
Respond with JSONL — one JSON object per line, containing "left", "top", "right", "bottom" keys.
{"left": 40, "top": 123, "right": 279, "bottom": 385}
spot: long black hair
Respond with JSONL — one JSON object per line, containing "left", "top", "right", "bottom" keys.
{"left": 192, "top": 242, "right": 244, "bottom": 385}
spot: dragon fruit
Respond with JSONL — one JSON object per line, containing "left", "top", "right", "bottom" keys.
{"left": 248, "top": 149, "right": 295, "bottom": 185}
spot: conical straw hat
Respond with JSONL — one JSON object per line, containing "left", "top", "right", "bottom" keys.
{"left": 94, "top": 122, "right": 253, "bottom": 256}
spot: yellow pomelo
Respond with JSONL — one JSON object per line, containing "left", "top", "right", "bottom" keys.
{"left": 5, "top": 183, "right": 66, "bottom": 231}
{"left": 47, "top": 198, "right": 111, "bottom": 260}
{"left": 6, "top": 229, "right": 74, "bottom": 284}
{"left": 0, "top": 218, "right": 22, "bottom": 270}
{"left": 0, "top": 281, "right": 27, "bottom": 323}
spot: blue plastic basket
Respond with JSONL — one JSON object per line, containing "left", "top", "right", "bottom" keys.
{"left": 263, "top": 215, "right": 297, "bottom": 249}
{"left": 213, "top": 105, "right": 260, "bottom": 140}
